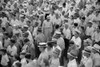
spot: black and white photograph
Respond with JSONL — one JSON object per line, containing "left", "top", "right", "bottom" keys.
{"left": 0, "top": 0, "right": 100, "bottom": 67}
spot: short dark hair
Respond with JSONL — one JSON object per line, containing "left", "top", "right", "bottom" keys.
{"left": 74, "top": 23, "right": 78, "bottom": 27}
{"left": 47, "top": 42, "right": 53, "bottom": 48}
{"left": 10, "top": 38, "right": 16, "bottom": 43}
{"left": 55, "top": 25, "right": 60, "bottom": 29}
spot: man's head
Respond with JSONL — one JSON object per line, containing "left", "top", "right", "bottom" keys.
{"left": 10, "top": 38, "right": 16, "bottom": 46}
{"left": 88, "top": 22, "right": 92, "bottom": 27}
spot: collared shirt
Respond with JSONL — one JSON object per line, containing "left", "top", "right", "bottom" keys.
{"left": 27, "top": 30, "right": 33, "bottom": 43}
{"left": 21, "top": 58, "right": 27, "bottom": 67}
{"left": 85, "top": 26, "right": 94, "bottom": 37}
{"left": 92, "top": 31, "right": 100, "bottom": 42}
{"left": 32, "top": 27, "right": 38, "bottom": 37}
{"left": 38, "top": 51, "right": 49, "bottom": 67}
{"left": 71, "top": 36, "right": 81, "bottom": 49}
{"left": 82, "top": 56, "right": 93, "bottom": 67}
{"left": 50, "top": 57, "right": 60, "bottom": 67}
{"left": 35, "top": 33, "right": 46, "bottom": 43}
{"left": 7, "top": 45, "right": 17, "bottom": 56}
{"left": 4, "top": 38, "right": 10, "bottom": 48}
{"left": 57, "top": 37, "right": 65, "bottom": 50}
{"left": 92, "top": 53, "right": 100, "bottom": 67}
{"left": 1, "top": 54, "right": 9, "bottom": 66}
{"left": 63, "top": 28, "right": 71, "bottom": 39}
{"left": 67, "top": 59, "right": 78, "bottom": 67}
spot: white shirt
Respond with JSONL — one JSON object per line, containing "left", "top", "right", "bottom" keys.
{"left": 7, "top": 45, "right": 17, "bottom": 56}
{"left": 82, "top": 56, "right": 93, "bottom": 67}
{"left": 92, "top": 31, "right": 100, "bottom": 42}
{"left": 74, "top": 18, "right": 81, "bottom": 25}
{"left": 21, "top": 58, "right": 27, "bottom": 67}
{"left": 0, "top": 41, "right": 3, "bottom": 49}
{"left": 1, "top": 54, "right": 9, "bottom": 66}
{"left": 54, "top": 18, "right": 62, "bottom": 25}
{"left": 67, "top": 59, "right": 78, "bottom": 67}
{"left": 71, "top": 36, "right": 81, "bottom": 49}
{"left": 10, "top": 19, "right": 20, "bottom": 26}
{"left": 27, "top": 30, "right": 33, "bottom": 43}
{"left": 57, "top": 37, "right": 65, "bottom": 50}
{"left": 63, "top": 28, "right": 71, "bottom": 39}
{"left": 85, "top": 26, "right": 94, "bottom": 36}
{"left": 32, "top": 27, "right": 38, "bottom": 37}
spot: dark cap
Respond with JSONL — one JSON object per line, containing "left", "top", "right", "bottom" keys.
{"left": 24, "top": 38, "right": 30, "bottom": 43}
{"left": 0, "top": 48, "right": 7, "bottom": 53}
{"left": 10, "top": 38, "right": 16, "bottom": 43}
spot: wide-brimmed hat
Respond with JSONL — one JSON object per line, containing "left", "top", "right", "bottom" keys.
{"left": 20, "top": 50, "right": 26, "bottom": 55}
{"left": 38, "top": 42, "right": 47, "bottom": 47}
{"left": 23, "top": 25, "right": 28, "bottom": 28}
{"left": 92, "top": 44, "right": 100, "bottom": 53}
{"left": 47, "top": 41, "right": 57, "bottom": 47}
{"left": 83, "top": 46, "right": 92, "bottom": 54}
{"left": 67, "top": 50, "right": 78, "bottom": 58}
{"left": 55, "top": 31, "right": 61, "bottom": 36}
{"left": 53, "top": 47, "right": 61, "bottom": 55}
{"left": 75, "top": 29, "right": 81, "bottom": 34}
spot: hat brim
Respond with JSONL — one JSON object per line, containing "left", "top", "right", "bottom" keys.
{"left": 38, "top": 45, "right": 47, "bottom": 47}
{"left": 92, "top": 47, "right": 100, "bottom": 53}
{"left": 67, "top": 53, "right": 77, "bottom": 58}
{"left": 82, "top": 50, "right": 91, "bottom": 54}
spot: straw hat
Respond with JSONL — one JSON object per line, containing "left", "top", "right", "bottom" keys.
{"left": 38, "top": 42, "right": 47, "bottom": 47}
{"left": 20, "top": 50, "right": 26, "bottom": 55}
{"left": 92, "top": 44, "right": 100, "bottom": 53}
{"left": 83, "top": 46, "right": 92, "bottom": 54}
{"left": 75, "top": 29, "right": 81, "bottom": 34}
{"left": 55, "top": 31, "right": 61, "bottom": 35}
{"left": 67, "top": 50, "right": 78, "bottom": 58}
{"left": 23, "top": 25, "right": 29, "bottom": 28}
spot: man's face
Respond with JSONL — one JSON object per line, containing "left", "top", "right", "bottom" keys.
{"left": 39, "top": 47, "right": 45, "bottom": 52}
{"left": 74, "top": 32, "right": 79, "bottom": 38}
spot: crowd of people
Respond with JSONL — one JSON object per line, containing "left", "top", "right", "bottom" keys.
{"left": 0, "top": 0, "right": 100, "bottom": 67}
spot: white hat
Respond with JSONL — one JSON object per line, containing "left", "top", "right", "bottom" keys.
{"left": 20, "top": 14, "right": 24, "bottom": 18}
{"left": 83, "top": 46, "right": 92, "bottom": 54}
{"left": 67, "top": 50, "right": 78, "bottom": 58}
{"left": 56, "top": 31, "right": 61, "bottom": 35}
{"left": 92, "top": 44, "right": 100, "bottom": 52}
{"left": 23, "top": 25, "right": 28, "bottom": 28}
{"left": 84, "top": 39, "right": 92, "bottom": 44}
{"left": 38, "top": 42, "right": 47, "bottom": 47}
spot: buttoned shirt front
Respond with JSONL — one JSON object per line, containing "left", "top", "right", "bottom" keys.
{"left": 67, "top": 59, "right": 78, "bottom": 67}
